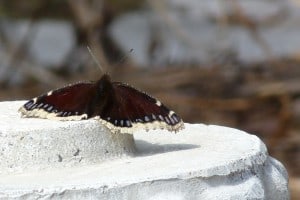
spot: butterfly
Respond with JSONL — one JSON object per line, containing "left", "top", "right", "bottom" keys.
{"left": 18, "top": 74, "right": 184, "bottom": 134}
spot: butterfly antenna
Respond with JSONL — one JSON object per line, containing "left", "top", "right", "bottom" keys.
{"left": 87, "top": 46, "right": 104, "bottom": 74}
{"left": 115, "top": 48, "right": 134, "bottom": 66}
{"left": 114, "top": 49, "right": 133, "bottom": 66}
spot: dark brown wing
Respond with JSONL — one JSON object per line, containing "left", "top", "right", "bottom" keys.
{"left": 19, "top": 82, "right": 97, "bottom": 119}
{"left": 99, "top": 82, "right": 184, "bottom": 132}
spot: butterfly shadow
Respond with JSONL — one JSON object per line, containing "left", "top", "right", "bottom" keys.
{"left": 134, "top": 139, "right": 200, "bottom": 157}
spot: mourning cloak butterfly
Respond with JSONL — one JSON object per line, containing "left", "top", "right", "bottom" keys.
{"left": 19, "top": 74, "right": 184, "bottom": 134}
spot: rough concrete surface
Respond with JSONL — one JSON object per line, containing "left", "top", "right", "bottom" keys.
{"left": 0, "top": 101, "right": 135, "bottom": 174}
{"left": 0, "top": 101, "right": 289, "bottom": 199}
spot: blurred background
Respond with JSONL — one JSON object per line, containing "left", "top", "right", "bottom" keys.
{"left": 0, "top": 0, "right": 299, "bottom": 198}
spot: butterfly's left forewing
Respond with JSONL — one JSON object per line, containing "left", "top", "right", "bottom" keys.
{"left": 98, "top": 82, "right": 184, "bottom": 133}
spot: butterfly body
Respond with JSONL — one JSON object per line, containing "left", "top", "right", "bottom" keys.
{"left": 19, "top": 74, "right": 184, "bottom": 134}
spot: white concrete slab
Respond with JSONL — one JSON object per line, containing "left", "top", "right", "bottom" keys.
{"left": 0, "top": 101, "right": 289, "bottom": 199}
{"left": 0, "top": 101, "right": 135, "bottom": 174}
